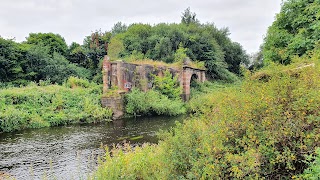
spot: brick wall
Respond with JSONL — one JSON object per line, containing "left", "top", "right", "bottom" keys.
{"left": 102, "top": 55, "right": 206, "bottom": 102}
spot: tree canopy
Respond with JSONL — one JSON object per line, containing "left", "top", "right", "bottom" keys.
{"left": 181, "top": 7, "right": 199, "bottom": 25}
{"left": 25, "top": 33, "right": 68, "bottom": 56}
{"left": 0, "top": 38, "right": 25, "bottom": 83}
{"left": 0, "top": 37, "right": 90, "bottom": 85}
{"left": 110, "top": 13, "right": 248, "bottom": 80}
{"left": 263, "top": 0, "right": 320, "bottom": 64}
{"left": 0, "top": 8, "right": 248, "bottom": 85}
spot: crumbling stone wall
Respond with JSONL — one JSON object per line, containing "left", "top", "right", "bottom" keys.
{"left": 101, "top": 55, "right": 206, "bottom": 119}
{"left": 101, "top": 91, "right": 126, "bottom": 120}
{"left": 103, "top": 56, "right": 205, "bottom": 96}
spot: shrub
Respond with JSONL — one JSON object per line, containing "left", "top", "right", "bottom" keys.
{"left": 152, "top": 70, "right": 182, "bottom": 100}
{"left": 65, "top": 76, "right": 91, "bottom": 88}
{"left": 301, "top": 148, "right": 320, "bottom": 180}
{"left": 125, "top": 89, "right": 185, "bottom": 117}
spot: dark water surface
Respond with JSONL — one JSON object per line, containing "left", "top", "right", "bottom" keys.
{"left": 0, "top": 116, "right": 184, "bottom": 179}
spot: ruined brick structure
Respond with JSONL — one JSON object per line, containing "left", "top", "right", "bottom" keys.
{"left": 101, "top": 56, "right": 206, "bottom": 119}
{"left": 102, "top": 56, "right": 206, "bottom": 100}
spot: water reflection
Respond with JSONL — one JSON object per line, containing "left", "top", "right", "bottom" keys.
{"left": 0, "top": 116, "right": 184, "bottom": 179}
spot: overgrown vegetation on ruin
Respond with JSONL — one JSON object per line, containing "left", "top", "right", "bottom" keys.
{"left": 125, "top": 70, "right": 185, "bottom": 117}
{"left": 125, "top": 89, "right": 186, "bottom": 117}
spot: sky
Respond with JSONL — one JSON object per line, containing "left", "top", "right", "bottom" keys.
{"left": 0, "top": 0, "right": 281, "bottom": 54}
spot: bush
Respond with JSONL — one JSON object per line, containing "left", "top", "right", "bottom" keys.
{"left": 152, "top": 70, "right": 182, "bottom": 100}
{"left": 65, "top": 76, "right": 91, "bottom": 88}
{"left": 301, "top": 148, "right": 320, "bottom": 180}
{"left": 125, "top": 89, "right": 186, "bottom": 116}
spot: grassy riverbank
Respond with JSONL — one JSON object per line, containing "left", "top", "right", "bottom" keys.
{"left": 0, "top": 69, "right": 187, "bottom": 133}
{"left": 93, "top": 58, "right": 320, "bottom": 179}
{"left": 0, "top": 77, "right": 112, "bottom": 133}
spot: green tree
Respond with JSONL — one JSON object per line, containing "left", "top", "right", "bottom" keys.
{"left": 108, "top": 37, "right": 124, "bottom": 60}
{"left": 174, "top": 43, "right": 188, "bottom": 62}
{"left": 0, "top": 38, "right": 25, "bottom": 83}
{"left": 263, "top": 0, "right": 320, "bottom": 64}
{"left": 43, "top": 52, "right": 91, "bottom": 84}
{"left": 66, "top": 42, "right": 91, "bottom": 68}
{"left": 107, "top": 10, "right": 248, "bottom": 81}
{"left": 25, "top": 33, "right": 68, "bottom": 56}
{"left": 203, "top": 24, "right": 249, "bottom": 74}
{"left": 23, "top": 45, "right": 90, "bottom": 84}
{"left": 111, "top": 22, "right": 128, "bottom": 35}
{"left": 201, "top": 39, "right": 237, "bottom": 81}
{"left": 83, "top": 30, "right": 112, "bottom": 70}
{"left": 121, "top": 23, "right": 152, "bottom": 56}
{"left": 224, "top": 42, "right": 249, "bottom": 75}
{"left": 23, "top": 44, "right": 51, "bottom": 81}
{"left": 153, "top": 37, "right": 174, "bottom": 63}
{"left": 181, "top": 7, "right": 199, "bottom": 25}
{"left": 249, "top": 45, "right": 264, "bottom": 70}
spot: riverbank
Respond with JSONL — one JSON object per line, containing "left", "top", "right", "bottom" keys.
{"left": 0, "top": 71, "right": 188, "bottom": 133}
{"left": 0, "top": 77, "right": 112, "bottom": 133}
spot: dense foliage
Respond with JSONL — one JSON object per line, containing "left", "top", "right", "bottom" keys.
{"left": 152, "top": 70, "right": 181, "bottom": 100}
{"left": 0, "top": 77, "right": 112, "bottom": 133}
{"left": 95, "top": 0, "right": 320, "bottom": 179}
{"left": 94, "top": 56, "right": 320, "bottom": 179}
{"left": 301, "top": 148, "right": 320, "bottom": 179}
{"left": 125, "top": 70, "right": 185, "bottom": 117}
{"left": 111, "top": 19, "right": 248, "bottom": 80}
{"left": 1, "top": 1, "right": 319, "bottom": 178}
{"left": 25, "top": 32, "right": 68, "bottom": 56}
{"left": 0, "top": 37, "right": 25, "bottom": 83}
{"left": 0, "top": 37, "right": 91, "bottom": 85}
{"left": 263, "top": 0, "right": 320, "bottom": 64}
{"left": 125, "top": 89, "right": 186, "bottom": 117}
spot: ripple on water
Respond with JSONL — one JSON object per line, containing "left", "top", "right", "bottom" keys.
{"left": 0, "top": 115, "right": 184, "bottom": 179}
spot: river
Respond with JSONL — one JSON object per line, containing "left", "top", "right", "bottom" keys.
{"left": 0, "top": 116, "right": 184, "bottom": 179}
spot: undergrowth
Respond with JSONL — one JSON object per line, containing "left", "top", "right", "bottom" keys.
{"left": 124, "top": 69, "right": 185, "bottom": 117}
{"left": 125, "top": 89, "right": 186, "bottom": 117}
{"left": 0, "top": 77, "right": 112, "bottom": 133}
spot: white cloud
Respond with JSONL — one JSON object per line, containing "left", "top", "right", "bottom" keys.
{"left": 0, "top": 0, "right": 281, "bottom": 53}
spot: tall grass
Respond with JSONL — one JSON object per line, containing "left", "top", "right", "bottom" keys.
{"left": 0, "top": 77, "right": 112, "bottom": 133}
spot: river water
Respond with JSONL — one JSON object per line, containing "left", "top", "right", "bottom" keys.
{"left": 0, "top": 116, "right": 183, "bottom": 179}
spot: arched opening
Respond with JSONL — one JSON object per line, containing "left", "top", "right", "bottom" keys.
{"left": 189, "top": 74, "right": 200, "bottom": 100}
{"left": 190, "top": 74, "right": 199, "bottom": 88}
